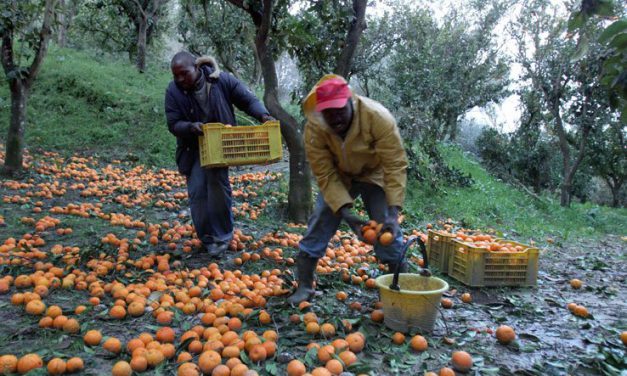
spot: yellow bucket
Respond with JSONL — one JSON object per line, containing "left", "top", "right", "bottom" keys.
{"left": 375, "top": 273, "right": 449, "bottom": 333}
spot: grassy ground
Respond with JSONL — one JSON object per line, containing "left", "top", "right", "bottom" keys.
{"left": 0, "top": 48, "right": 175, "bottom": 167}
{"left": 405, "top": 146, "right": 626, "bottom": 243}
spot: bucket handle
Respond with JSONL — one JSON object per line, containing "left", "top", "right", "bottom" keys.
{"left": 389, "top": 235, "right": 431, "bottom": 291}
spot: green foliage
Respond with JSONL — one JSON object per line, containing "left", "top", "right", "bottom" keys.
{"left": 405, "top": 145, "right": 626, "bottom": 240}
{"left": 70, "top": 0, "right": 170, "bottom": 62}
{"left": 0, "top": 0, "right": 56, "bottom": 80}
{"left": 0, "top": 48, "right": 175, "bottom": 166}
{"left": 177, "top": 0, "right": 258, "bottom": 82}
{"left": 282, "top": 0, "right": 356, "bottom": 95}
{"left": 358, "top": 0, "right": 511, "bottom": 142}
{"left": 568, "top": 0, "right": 627, "bottom": 122}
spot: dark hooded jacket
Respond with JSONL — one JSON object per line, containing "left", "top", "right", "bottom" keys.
{"left": 164, "top": 56, "right": 269, "bottom": 175}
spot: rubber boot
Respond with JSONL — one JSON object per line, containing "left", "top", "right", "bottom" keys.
{"left": 287, "top": 252, "right": 318, "bottom": 305}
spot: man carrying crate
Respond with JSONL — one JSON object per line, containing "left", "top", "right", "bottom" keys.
{"left": 288, "top": 75, "right": 409, "bottom": 304}
{"left": 165, "top": 51, "right": 274, "bottom": 258}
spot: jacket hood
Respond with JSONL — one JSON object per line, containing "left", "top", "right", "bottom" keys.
{"left": 302, "top": 74, "right": 354, "bottom": 129}
{"left": 196, "top": 56, "right": 221, "bottom": 79}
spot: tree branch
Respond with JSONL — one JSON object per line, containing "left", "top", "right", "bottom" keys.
{"left": 226, "top": 0, "right": 262, "bottom": 26}
{"left": 27, "top": 0, "right": 58, "bottom": 88}
{"left": 334, "top": 0, "right": 367, "bottom": 78}
{"left": 1, "top": 30, "right": 15, "bottom": 77}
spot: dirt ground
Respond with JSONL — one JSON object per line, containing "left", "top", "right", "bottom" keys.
{"left": 0, "top": 151, "right": 625, "bottom": 375}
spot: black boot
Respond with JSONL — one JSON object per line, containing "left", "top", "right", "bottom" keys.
{"left": 287, "top": 252, "right": 318, "bottom": 305}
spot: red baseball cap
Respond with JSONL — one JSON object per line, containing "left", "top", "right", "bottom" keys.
{"left": 315, "top": 78, "right": 352, "bottom": 112}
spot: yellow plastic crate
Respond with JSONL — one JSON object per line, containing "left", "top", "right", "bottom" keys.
{"left": 426, "top": 230, "right": 458, "bottom": 274}
{"left": 448, "top": 239, "right": 539, "bottom": 287}
{"left": 198, "top": 121, "right": 283, "bottom": 167}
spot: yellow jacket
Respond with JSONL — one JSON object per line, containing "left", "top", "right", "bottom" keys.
{"left": 302, "top": 75, "right": 408, "bottom": 213}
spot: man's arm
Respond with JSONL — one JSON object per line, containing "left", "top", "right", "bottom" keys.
{"left": 164, "top": 89, "right": 202, "bottom": 136}
{"left": 224, "top": 74, "right": 270, "bottom": 122}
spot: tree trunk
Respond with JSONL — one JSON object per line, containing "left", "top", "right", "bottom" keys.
{"left": 4, "top": 81, "right": 28, "bottom": 175}
{"left": 256, "top": 6, "right": 312, "bottom": 223}
{"left": 334, "top": 0, "right": 367, "bottom": 78}
{"left": 57, "top": 0, "right": 67, "bottom": 48}
{"left": 136, "top": 14, "right": 148, "bottom": 73}
{"left": 228, "top": 0, "right": 312, "bottom": 222}
{"left": 606, "top": 177, "right": 622, "bottom": 208}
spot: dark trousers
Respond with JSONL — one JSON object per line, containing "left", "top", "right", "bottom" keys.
{"left": 187, "top": 158, "right": 233, "bottom": 247}
{"left": 299, "top": 182, "right": 403, "bottom": 263}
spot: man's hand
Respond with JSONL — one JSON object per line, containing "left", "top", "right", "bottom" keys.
{"left": 339, "top": 205, "right": 366, "bottom": 237}
{"left": 261, "top": 114, "right": 276, "bottom": 123}
{"left": 189, "top": 122, "right": 204, "bottom": 136}
{"left": 382, "top": 206, "right": 401, "bottom": 237}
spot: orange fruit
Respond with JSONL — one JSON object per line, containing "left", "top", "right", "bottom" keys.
{"left": 311, "top": 367, "right": 332, "bottom": 376}
{"left": 346, "top": 332, "right": 365, "bottom": 353}
{"left": 63, "top": 318, "right": 80, "bottom": 334}
{"left": 441, "top": 298, "right": 453, "bottom": 309}
{"left": 451, "top": 351, "right": 473, "bottom": 372}
{"left": 338, "top": 350, "right": 358, "bottom": 366}
{"left": 145, "top": 349, "right": 165, "bottom": 367}
{"left": 231, "top": 363, "right": 249, "bottom": 376}
{"left": 248, "top": 344, "right": 267, "bottom": 362}
{"left": 320, "top": 323, "right": 336, "bottom": 338}
{"left": 378, "top": 231, "right": 394, "bottom": 246}
{"left": 391, "top": 332, "right": 405, "bottom": 345}
{"left": 621, "top": 331, "right": 627, "bottom": 346}
{"left": 325, "top": 359, "right": 343, "bottom": 375}
{"left": 111, "top": 361, "right": 132, "bottom": 376}
{"left": 259, "top": 311, "right": 271, "bottom": 324}
{"left": 17, "top": 354, "right": 43, "bottom": 374}
{"left": 109, "top": 305, "right": 126, "bottom": 319}
{"left": 178, "top": 362, "right": 200, "bottom": 376}
{"left": 128, "top": 301, "right": 145, "bottom": 316}
{"left": 46, "top": 305, "right": 63, "bottom": 318}
{"left": 262, "top": 330, "right": 278, "bottom": 342}
{"left": 222, "top": 345, "right": 241, "bottom": 358}
{"left": 25, "top": 300, "right": 46, "bottom": 315}
{"left": 156, "top": 326, "right": 176, "bottom": 343}
{"left": 46, "top": 358, "right": 66, "bottom": 375}
{"left": 439, "top": 368, "right": 455, "bottom": 376}
{"left": 262, "top": 341, "right": 277, "bottom": 358}
{"left": 130, "top": 356, "right": 148, "bottom": 372}
{"left": 212, "top": 364, "right": 231, "bottom": 376}
{"left": 287, "top": 359, "right": 307, "bottom": 376}
{"left": 574, "top": 305, "right": 589, "bottom": 318}
{"left": 363, "top": 229, "right": 377, "bottom": 245}
{"left": 371, "top": 309, "right": 384, "bottom": 322}
{"left": 335, "top": 291, "right": 347, "bottom": 301}
{"left": 570, "top": 279, "right": 583, "bottom": 289}
{"left": 103, "top": 337, "right": 122, "bottom": 354}
{"left": 317, "top": 345, "right": 335, "bottom": 363}
{"left": 410, "top": 335, "right": 428, "bottom": 351}
{"left": 83, "top": 329, "right": 102, "bottom": 346}
{"left": 306, "top": 322, "right": 320, "bottom": 335}
{"left": 331, "top": 339, "right": 349, "bottom": 353}
{"left": 567, "top": 302, "right": 577, "bottom": 312}
{"left": 198, "top": 350, "right": 221, "bottom": 374}
{"left": 496, "top": 325, "right": 516, "bottom": 345}
{"left": 461, "top": 293, "right": 472, "bottom": 303}
{"left": 0, "top": 354, "right": 18, "bottom": 374}
{"left": 66, "top": 357, "right": 84, "bottom": 373}
{"left": 127, "top": 338, "right": 145, "bottom": 353}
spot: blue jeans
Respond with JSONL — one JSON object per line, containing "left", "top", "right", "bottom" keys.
{"left": 299, "top": 182, "right": 403, "bottom": 263}
{"left": 186, "top": 158, "right": 233, "bottom": 247}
